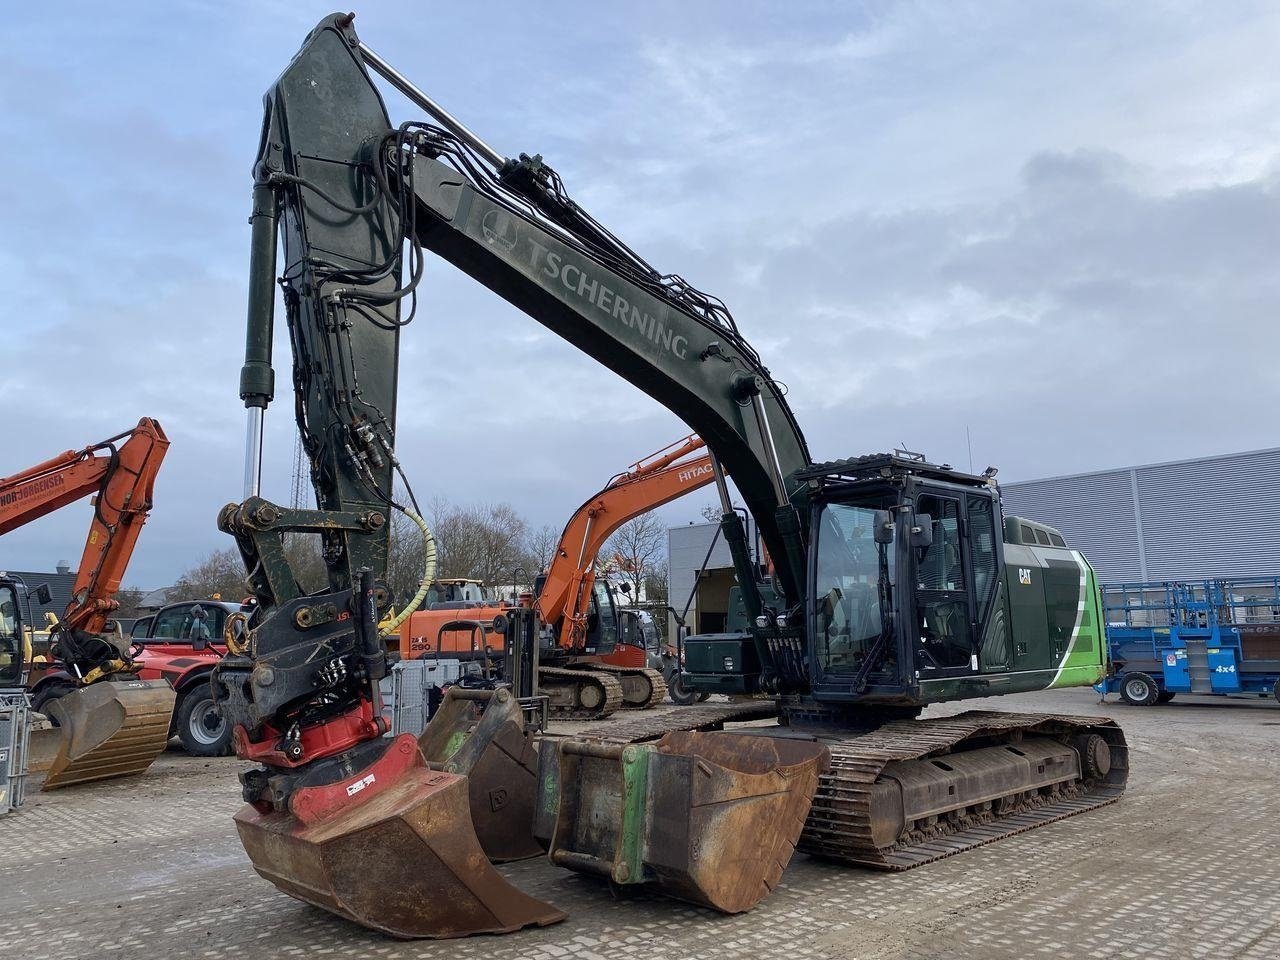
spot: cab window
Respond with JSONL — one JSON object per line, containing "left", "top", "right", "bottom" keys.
{"left": 915, "top": 495, "right": 973, "bottom": 670}
{"left": 148, "top": 604, "right": 228, "bottom": 644}
{"left": 0, "top": 584, "right": 21, "bottom": 685}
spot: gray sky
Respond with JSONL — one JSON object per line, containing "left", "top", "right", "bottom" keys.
{"left": 3, "top": 1, "right": 1277, "bottom": 587}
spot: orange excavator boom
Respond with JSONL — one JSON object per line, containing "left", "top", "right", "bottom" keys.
{"left": 1, "top": 417, "right": 170, "bottom": 636}
{"left": 537, "top": 433, "right": 714, "bottom": 650}
{"left": 1, "top": 417, "right": 175, "bottom": 790}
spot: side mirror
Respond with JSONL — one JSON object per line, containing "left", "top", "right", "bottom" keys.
{"left": 618, "top": 581, "right": 632, "bottom": 594}
{"left": 910, "top": 513, "right": 934, "bottom": 549}
{"left": 34, "top": 584, "right": 52, "bottom": 607}
{"left": 872, "top": 509, "right": 894, "bottom": 545}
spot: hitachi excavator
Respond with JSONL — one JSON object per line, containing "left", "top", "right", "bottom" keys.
{"left": 0, "top": 418, "right": 175, "bottom": 790}
{"left": 399, "top": 433, "right": 714, "bottom": 717}
{"left": 212, "top": 14, "right": 1127, "bottom": 939}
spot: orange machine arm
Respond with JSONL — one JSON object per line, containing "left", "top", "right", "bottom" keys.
{"left": 0, "top": 418, "right": 169, "bottom": 636}
{"left": 538, "top": 434, "right": 715, "bottom": 649}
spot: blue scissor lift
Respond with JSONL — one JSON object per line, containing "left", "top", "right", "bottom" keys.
{"left": 1098, "top": 577, "right": 1280, "bottom": 705}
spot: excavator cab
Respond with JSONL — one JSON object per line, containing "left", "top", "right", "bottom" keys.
{"left": 682, "top": 454, "right": 1108, "bottom": 711}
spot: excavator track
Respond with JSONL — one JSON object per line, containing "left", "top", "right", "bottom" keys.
{"left": 799, "top": 711, "right": 1129, "bottom": 870}
{"left": 572, "top": 706, "right": 1128, "bottom": 872}
{"left": 538, "top": 666, "right": 624, "bottom": 720}
{"left": 583, "top": 663, "right": 668, "bottom": 709}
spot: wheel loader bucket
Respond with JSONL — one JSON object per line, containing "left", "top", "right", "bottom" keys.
{"left": 39, "top": 679, "right": 176, "bottom": 791}
{"left": 235, "top": 733, "right": 566, "bottom": 939}
{"left": 417, "top": 687, "right": 542, "bottom": 862}
{"left": 539, "top": 730, "right": 829, "bottom": 913}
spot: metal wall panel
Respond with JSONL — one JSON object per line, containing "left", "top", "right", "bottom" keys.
{"left": 668, "top": 522, "right": 734, "bottom": 630}
{"left": 1135, "top": 449, "right": 1280, "bottom": 581}
{"left": 1002, "top": 471, "right": 1142, "bottom": 581}
{"left": 1002, "top": 448, "right": 1280, "bottom": 582}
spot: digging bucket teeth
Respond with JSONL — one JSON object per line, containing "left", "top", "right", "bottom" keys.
{"left": 417, "top": 686, "right": 543, "bottom": 862}
{"left": 235, "top": 733, "right": 565, "bottom": 939}
{"left": 40, "top": 679, "right": 175, "bottom": 790}
{"left": 537, "top": 730, "right": 830, "bottom": 913}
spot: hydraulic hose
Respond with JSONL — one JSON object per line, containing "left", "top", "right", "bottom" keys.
{"left": 385, "top": 508, "right": 437, "bottom": 632}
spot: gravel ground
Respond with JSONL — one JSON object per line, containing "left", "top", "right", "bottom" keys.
{"left": 2, "top": 687, "right": 1278, "bottom": 960}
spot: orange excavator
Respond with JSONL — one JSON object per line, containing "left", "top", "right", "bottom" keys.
{"left": 399, "top": 434, "right": 714, "bottom": 718}
{"left": 0, "top": 418, "right": 175, "bottom": 789}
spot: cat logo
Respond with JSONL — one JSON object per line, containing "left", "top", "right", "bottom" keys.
{"left": 1018, "top": 568, "right": 1032, "bottom": 585}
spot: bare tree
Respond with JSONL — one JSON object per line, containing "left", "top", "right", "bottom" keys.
{"left": 699, "top": 503, "right": 723, "bottom": 523}
{"left": 172, "top": 547, "right": 248, "bottom": 601}
{"left": 526, "top": 523, "right": 560, "bottom": 574}
{"left": 114, "top": 586, "right": 146, "bottom": 619}
{"left": 281, "top": 533, "right": 328, "bottom": 595}
{"left": 429, "top": 498, "right": 535, "bottom": 588}
{"left": 604, "top": 513, "right": 667, "bottom": 602}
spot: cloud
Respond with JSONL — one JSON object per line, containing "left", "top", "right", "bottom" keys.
{"left": 2, "top": 1, "right": 1278, "bottom": 586}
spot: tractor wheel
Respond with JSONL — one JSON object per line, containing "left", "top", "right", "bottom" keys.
{"left": 1156, "top": 690, "right": 1176, "bottom": 704}
{"left": 176, "top": 683, "right": 231, "bottom": 756}
{"left": 1120, "top": 672, "right": 1160, "bottom": 706}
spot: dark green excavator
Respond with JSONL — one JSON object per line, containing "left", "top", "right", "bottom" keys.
{"left": 213, "top": 12, "right": 1128, "bottom": 939}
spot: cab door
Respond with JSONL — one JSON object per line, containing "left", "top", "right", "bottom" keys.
{"left": 964, "top": 492, "right": 1011, "bottom": 672}
{"left": 912, "top": 493, "right": 976, "bottom": 674}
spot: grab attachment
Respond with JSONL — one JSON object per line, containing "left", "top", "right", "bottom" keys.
{"left": 535, "top": 730, "right": 829, "bottom": 913}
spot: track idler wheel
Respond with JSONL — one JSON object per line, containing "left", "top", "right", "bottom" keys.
{"left": 537, "top": 730, "right": 829, "bottom": 913}
{"left": 40, "top": 679, "right": 175, "bottom": 790}
{"left": 234, "top": 734, "right": 565, "bottom": 939}
{"left": 417, "top": 687, "right": 542, "bottom": 862}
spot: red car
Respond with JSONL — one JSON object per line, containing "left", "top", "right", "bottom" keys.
{"left": 131, "top": 599, "right": 241, "bottom": 755}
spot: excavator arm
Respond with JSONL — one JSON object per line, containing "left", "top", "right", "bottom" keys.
{"left": 538, "top": 434, "right": 714, "bottom": 650}
{"left": 1, "top": 417, "right": 175, "bottom": 790}
{"left": 1, "top": 417, "right": 169, "bottom": 675}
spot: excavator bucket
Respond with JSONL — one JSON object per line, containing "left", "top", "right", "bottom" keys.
{"left": 37, "top": 679, "right": 175, "bottom": 790}
{"left": 235, "top": 733, "right": 565, "bottom": 939}
{"left": 417, "top": 686, "right": 543, "bottom": 862}
{"left": 536, "top": 730, "right": 830, "bottom": 913}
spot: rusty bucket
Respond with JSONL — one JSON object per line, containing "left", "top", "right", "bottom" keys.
{"left": 541, "top": 730, "right": 829, "bottom": 913}
{"left": 417, "top": 687, "right": 543, "bottom": 862}
{"left": 235, "top": 733, "right": 565, "bottom": 939}
{"left": 39, "top": 679, "right": 175, "bottom": 790}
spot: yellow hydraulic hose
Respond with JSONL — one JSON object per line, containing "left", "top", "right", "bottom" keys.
{"left": 385, "top": 508, "right": 437, "bottom": 633}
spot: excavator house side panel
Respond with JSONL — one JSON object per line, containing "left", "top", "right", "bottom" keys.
{"left": 40, "top": 679, "right": 175, "bottom": 790}
{"left": 543, "top": 731, "right": 829, "bottom": 914}
{"left": 235, "top": 735, "right": 564, "bottom": 939}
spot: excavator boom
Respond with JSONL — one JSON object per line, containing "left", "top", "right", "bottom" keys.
{"left": 1, "top": 418, "right": 175, "bottom": 790}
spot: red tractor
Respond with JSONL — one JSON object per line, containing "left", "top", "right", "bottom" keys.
{"left": 131, "top": 599, "right": 242, "bottom": 755}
